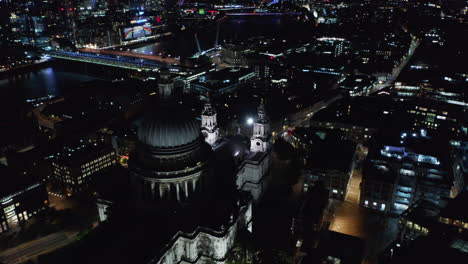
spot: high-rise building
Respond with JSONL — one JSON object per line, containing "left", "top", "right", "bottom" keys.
{"left": 316, "top": 37, "right": 351, "bottom": 58}
{"left": 289, "top": 127, "right": 358, "bottom": 200}
{"left": 9, "top": 13, "right": 49, "bottom": 48}
{"left": 129, "top": 0, "right": 164, "bottom": 11}
{"left": 360, "top": 130, "right": 464, "bottom": 214}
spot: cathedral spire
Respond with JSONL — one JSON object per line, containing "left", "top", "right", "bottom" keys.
{"left": 202, "top": 93, "right": 215, "bottom": 116}
{"left": 257, "top": 98, "right": 267, "bottom": 123}
{"left": 201, "top": 93, "right": 219, "bottom": 147}
{"left": 250, "top": 98, "right": 270, "bottom": 153}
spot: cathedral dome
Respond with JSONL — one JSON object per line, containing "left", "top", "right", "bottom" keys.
{"left": 138, "top": 104, "right": 201, "bottom": 149}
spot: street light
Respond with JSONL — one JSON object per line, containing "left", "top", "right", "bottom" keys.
{"left": 246, "top": 117, "right": 254, "bottom": 125}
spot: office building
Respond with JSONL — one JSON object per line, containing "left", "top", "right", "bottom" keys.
{"left": 0, "top": 165, "right": 48, "bottom": 233}
{"left": 190, "top": 68, "right": 256, "bottom": 95}
{"left": 290, "top": 127, "right": 357, "bottom": 200}
{"left": 339, "top": 75, "right": 376, "bottom": 97}
{"left": 51, "top": 143, "right": 117, "bottom": 195}
{"left": 360, "top": 130, "right": 464, "bottom": 214}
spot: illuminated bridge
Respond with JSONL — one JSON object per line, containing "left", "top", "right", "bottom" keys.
{"left": 225, "top": 12, "right": 301, "bottom": 16}
{"left": 47, "top": 51, "right": 185, "bottom": 73}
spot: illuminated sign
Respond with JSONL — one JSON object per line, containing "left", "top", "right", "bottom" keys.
{"left": 119, "top": 155, "right": 129, "bottom": 167}
{"left": 123, "top": 26, "right": 152, "bottom": 40}
{"left": 131, "top": 19, "right": 148, "bottom": 24}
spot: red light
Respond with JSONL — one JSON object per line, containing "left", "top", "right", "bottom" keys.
{"left": 60, "top": 8, "right": 64, "bottom": 11}
{"left": 156, "top": 17, "right": 161, "bottom": 23}
{"left": 270, "top": 56, "right": 274, "bottom": 60}
{"left": 69, "top": 8, "right": 73, "bottom": 11}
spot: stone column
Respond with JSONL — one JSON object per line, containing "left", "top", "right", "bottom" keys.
{"left": 192, "top": 179, "right": 197, "bottom": 192}
{"left": 168, "top": 183, "right": 171, "bottom": 199}
{"left": 144, "top": 181, "right": 149, "bottom": 200}
{"left": 158, "top": 184, "right": 162, "bottom": 199}
{"left": 184, "top": 181, "right": 189, "bottom": 198}
{"left": 176, "top": 183, "right": 180, "bottom": 201}
{"left": 151, "top": 182, "right": 155, "bottom": 199}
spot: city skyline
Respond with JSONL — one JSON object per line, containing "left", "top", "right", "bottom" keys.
{"left": 0, "top": 1, "right": 467, "bottom": 264}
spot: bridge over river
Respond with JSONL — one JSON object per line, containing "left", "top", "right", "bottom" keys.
{"left": 46, "top": 50, "right": 185, "bottom": 73}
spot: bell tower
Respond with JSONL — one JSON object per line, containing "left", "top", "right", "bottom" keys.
{"left": 250, "top": 99, "right": 270, "bottom": 153}
{"left": 201, "top": 95, "right": 219, "bottom": 147}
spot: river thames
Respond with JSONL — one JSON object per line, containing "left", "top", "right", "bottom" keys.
{"left": 0, "top": 16, "right": 310, "bottom": 101}
{"left": 0, "top": 15, "right": 314, "bottom": 144}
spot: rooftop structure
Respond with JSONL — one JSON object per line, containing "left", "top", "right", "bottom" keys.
{"left": 190, "top": 68, "right": 256, "bottom": 95}
{"left": 360, "top": 129, "right": 464, "bottom": 213}
{"left": 339, "top": 75, "right": 376, "bottom": 96}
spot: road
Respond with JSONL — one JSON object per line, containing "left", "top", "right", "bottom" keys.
{"left": 345, "top": 168, "right": 362, "bottom": 204}
{"left": 47, "top": 191, "right": 76, "bottom": 210}
{"left": 372, "top": 37, "right": 420, "bottom": 93}
{"left": 326, "top": 147, "right": 398, "bottom": 264}
{"left": 0, "top": 232, "right": 77, "bottom": 264}
{"left": 78, "top": 48, "right": 180, "bottom": 65}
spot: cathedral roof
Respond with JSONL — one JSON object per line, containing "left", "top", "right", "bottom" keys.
{"left": 137, "top": 103, "right": 201, "bottom": 149}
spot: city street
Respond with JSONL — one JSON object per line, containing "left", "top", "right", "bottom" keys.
{"left": 47, "top": 191, "right": 77, "bottom": 210}
{"left": 0, "top": 232, "right": 77, "bottom": 264}
{"left": 326, "top": 147, "right": 398, "bottom": 263}
{"left": 372, "top": 37, "right": 421, "bottom": 92}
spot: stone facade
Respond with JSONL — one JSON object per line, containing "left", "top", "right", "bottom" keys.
{"left": 151, "top": 202, "right": 252, "bottom": 264}
{"left": 236, "top": 152, "right": 271, "bottom": 201}
{"left": 236, "top": 100, "right": 272, "bottom": 201}
{"left": 201, "top": 98, "right": 219, "bottom": 147}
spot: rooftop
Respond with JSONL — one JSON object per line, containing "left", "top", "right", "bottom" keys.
{"left": 0, "top": 165, "right": 42, "bottom": 199}
{"left": 311, "top": 96, "right": 466, "bottom": 130}
{"left": 292, "top": 127, "right": 356, "bottom": 172}
{"left": 307, "top": 140, "right": 357, "bottom": 172}
{"left": 43, "top": 135, "right": 248, "bottom": 264}
{"left": 52, "top": 143, "right": 115, "bottom": 166}
{"left": 339, "top": 75, "right": 376, "bottom": 90}
{"left": 368, "top": 128, "right": 450, "bottom": 168}
{"left": 440, "top": 191, "right": 468, "bottom": 222}
{"left": 191, "top": 68, "right": 255, "bottom": 92}
{"left": 401, "top": 199, "right": 440, "bottom": 227}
